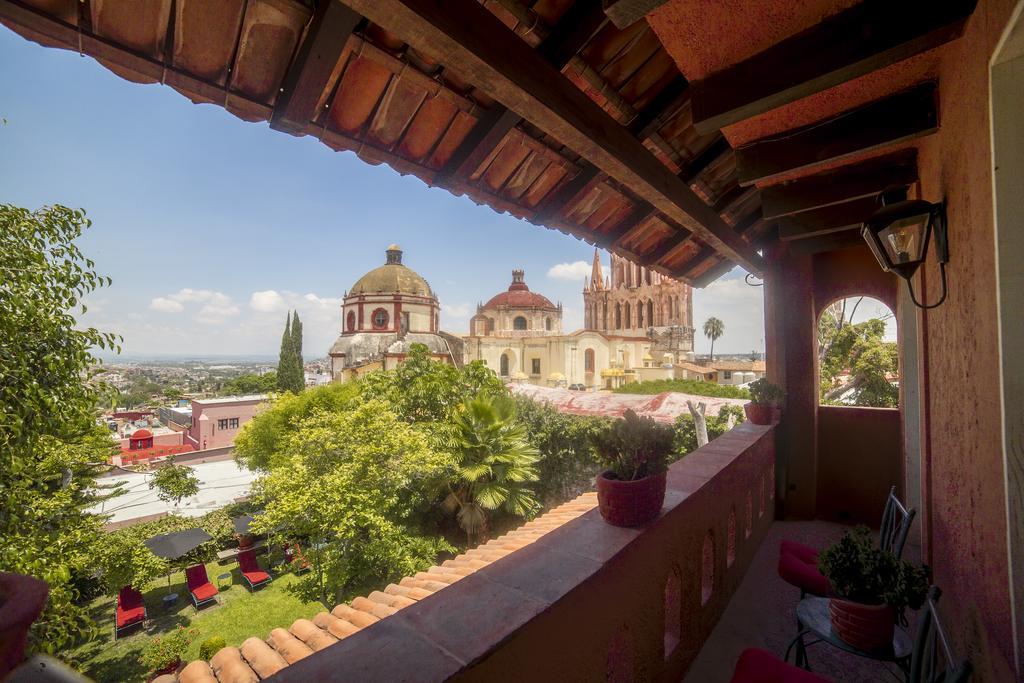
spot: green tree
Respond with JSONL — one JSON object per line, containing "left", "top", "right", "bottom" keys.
{"left": 818, "top": 299, "right": 898, "bottom": 407}
{"left": 250, "top": 401, "right": 454, "bottom": 606}
{"left": 703, "top": 316, "right": 725, "bottom": 361}
{"left": 291, "top": 310, "right": 303, "bottom": 370}
{"left": 234, "top": 382, "right": 363, "bottom": 471}
{"left": 0, "top": 204, "right": 122, "bottom": 653}
{"left": 447, "top": 393, "right": 540, "bottom": 545}
{"left": 276, "top": 313, "right": 299, "bottom": 393}
{"left": 672, "top": 404, "right": 746, "bottom": 456}
{"left": 95, "top": 530, "right": 168, "bottom": 593}
{"left": 221, "top": 371, "right": 277, "bottom": 396}
{"left": 149, "top": 457, "right": 201, "bottom": 506}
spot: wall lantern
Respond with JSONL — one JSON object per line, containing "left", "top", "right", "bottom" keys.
{"left": 861, "top": 199, "right": 948, "bottom": 309}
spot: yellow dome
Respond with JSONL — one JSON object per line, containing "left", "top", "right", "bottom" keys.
{"left": 350, "top": 247, "right": 433, "bottom": 297}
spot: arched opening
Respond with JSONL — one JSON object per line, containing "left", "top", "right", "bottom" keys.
{"left": 545, "top": 316, "right": 552, "bottom": 331}
{"left": 701, "top": 532, "right": 714, "bottom": 606}
{"left": 584, "top": 348, "right": 595, "bottom": 373}
{"left": 817, "top": 296, "right": 898, "bottom": 407}
{"left": 500, "top": 353, "right": 510, "bottom": 376}
{"left": 615, "top": 303, "right": 622, "bottom": 329}
{"left": 637, "top": 302, "right": 644, "bottom": 328}
{"left": 371, "top": 307, "right": 389, "bottom": 330}
{"left": 346, "top": 310, "right": 356, "bottom": 332}
{"left": 647, "top": 300, "right": 654, "bottom": 328}
{"left": 513, "top": 316, "right": 528, "bottom": 330}
{"left": 624, "top": 302, "right": 631, "bottom": 329}
{"left": 663, "top": 566, "right": 682, "bottom": 657}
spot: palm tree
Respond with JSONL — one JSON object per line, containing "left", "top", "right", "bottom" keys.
{"left": 703, "top": 317, "right": 725, "bottom": 362}
{"left": 447, "top": 393, "right": 540, "bottom": 546}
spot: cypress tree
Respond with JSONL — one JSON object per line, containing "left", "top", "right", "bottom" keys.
{"left": 291, "top": 310, "right": 304, "bottom": 391}
{"left": 277, "top": 312, "right": 296, "bottom": 393}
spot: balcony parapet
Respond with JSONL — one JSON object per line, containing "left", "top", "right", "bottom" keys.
{"left": 270, "top": 422, "right": 776, "bottom": 682}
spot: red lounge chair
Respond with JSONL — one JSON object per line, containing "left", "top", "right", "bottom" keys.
{"left": 185, "top": 565, "right": 218, "bottom": 609}
{"left": 115, "top": 586, "right": 146, "bottom": 638}
{"left": 730, "top": 648, "right": 830, "bottom": 683}
{"left": 778, "top": 486, "right": 915, "bottom": 597}
{"left": 238, "top": 550, "right": 271, "bottom": 591}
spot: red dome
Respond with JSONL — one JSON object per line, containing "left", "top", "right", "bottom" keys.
{"left": 482, "top": 270, "right": 557, "bottom": 310}
{"left": 130, "top": 429, "right": 153, "bottom": 439}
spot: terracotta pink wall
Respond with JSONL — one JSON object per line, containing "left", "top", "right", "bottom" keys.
{"left": 118, "top": 431, "right": 182, "bottom": 450}
{"left": 912, "top": 1, "right": 1017, "bottom": 678}
{"left": 816, "top": 406, "right": 901, "bottom": 526}
{"left": 187, "top": 399, "right": 264, "bottom": 450}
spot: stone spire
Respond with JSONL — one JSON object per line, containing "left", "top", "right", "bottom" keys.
{"left": 588, "top": 248, "right": 604, "bottom": 291}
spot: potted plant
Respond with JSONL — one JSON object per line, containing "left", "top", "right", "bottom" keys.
{"left": 591, "top": 410, "right": 675, "bottom": 527}
{"left": 141, "top": 625, "right": 197, "bottom": 680}
{"left": 745, "top": 378, "right": 784, "bottom": 425}
{"left": 818, "top": 527, "right": 929, "bottom": 652}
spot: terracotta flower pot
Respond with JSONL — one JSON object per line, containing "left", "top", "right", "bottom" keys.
{"left": 596, "top": 470, "right": 667, "bottom": 527}
{"left": 828, "top": 597, "right": 895, "bottom": 652}
{"left": 744, "top": 403, "right": 776, "bottom": 425}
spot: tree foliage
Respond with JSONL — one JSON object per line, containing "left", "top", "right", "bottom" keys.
{"left": 94, "top": 529, "right": 168, "bottom": 593}
{"left": 250, "top": 401, "right": 454, "bottom": 605}
{"left": 221, "top": 371, "right": 277, "bottom": 396}
{"left": 276, "top": 312, "right": 304, "bottom": 394}
{"left": 149, "top": 458, "right": 201, "bottom": 505}
{"left": 0, "top": 205, "right": 122, "bottom": 653}
{"left": 672, "top": 404, "right": 746, "bottom": 457}
{"left": 818, "top": 300, "right": 898, "bottom": 407}
{"left": 447, "top": 394, "right": 539, "bottom": 544}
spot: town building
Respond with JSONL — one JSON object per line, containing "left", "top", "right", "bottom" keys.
{"left": 185, "top": 394, "right": 267, "bottom": 451}
{"left": 329, "top": 245, "right": 461, "bottom": 382}
{"left": 705, "top": 360, "right": 767, "bottom": 386}
{"left": 465, "top": 268, "right": 668, "bottom": 389}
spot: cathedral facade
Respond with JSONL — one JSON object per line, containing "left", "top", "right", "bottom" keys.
{"left": 583, "top": 250, "right": 695, "bottom": 352}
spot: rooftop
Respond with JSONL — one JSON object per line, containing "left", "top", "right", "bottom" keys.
{"left": 192, "top": 395, "right": 269, "bottom": 406}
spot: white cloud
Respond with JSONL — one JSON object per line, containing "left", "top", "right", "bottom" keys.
{"left": 547, "top": 261, "right": 592, "bottom": 282}
{"left": 250, "top": 290, "right": 286, "bottom": 312}
{"left": 149, "top": 288, "right": 238, "bottom": 324}
{"left": 149, "top": 297, "right": 184, "bottom": 313}
{"left": 440, "top": 302, "right": 473, "bottom": 333}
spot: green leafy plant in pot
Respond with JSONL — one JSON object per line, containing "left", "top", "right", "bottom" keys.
{"left": 745, "top": 378, "right": 784, "bottom": 425}
{"left": 141, "top": 625, "right": 197, "bottom": 679}
{"left": 818, "top": 527, "right": 929, "bottom": 652}
{"left": 591, "top": 410, "right": 675, "bottom": 527}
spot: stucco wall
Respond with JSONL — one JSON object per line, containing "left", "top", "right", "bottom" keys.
{"left": 816, "top": 406, "right": 901, "bottom": 526}
{"left": 912, "top": 1, "right": 1018, "bottom": 678}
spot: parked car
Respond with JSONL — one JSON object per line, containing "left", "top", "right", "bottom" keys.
{"left": 568, "top": 383, "right": 586, "bottom": 391}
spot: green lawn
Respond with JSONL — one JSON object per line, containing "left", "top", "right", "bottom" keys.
{"left": 68, "top": 557, "right": 322, "bottom": 682}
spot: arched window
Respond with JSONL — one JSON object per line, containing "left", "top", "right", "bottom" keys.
{"left": 513, "top": 316, "right": 528, "bottom": 330}
{"left": 371, "top": 308, "right": 389, "bottom": 330}
{"left": 346, "top": 311, "right": 356, "bottom": 332}
{"left": 584, "top": 348, "right": 595, "bottom": 372}
{"left": 615, "top": 303, "right": 622, "bottom": 329}
{"left": 647, "top": 300, "right": 654, "bottom": 327}
{"left": 624, "top": 302, "right": 632, "bottom": 329}
{"left": 545, "top": 316, "right": 552, "bottom": 331}
{"left": 500, "top": 353, "right": 510, "bottom": 376}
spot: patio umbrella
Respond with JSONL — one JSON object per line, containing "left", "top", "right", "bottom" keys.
{"left": 232, "top": 514, "right": 254, "bottom": 535}
{"left": 144, "top": 528, "right": 213, "bottom": 560}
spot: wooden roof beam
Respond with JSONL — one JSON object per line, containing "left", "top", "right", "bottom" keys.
{"left": 603, "top": 0, "right": 670, "bottom": 29}
{"left": 761, "top": 149, "right": 918, "bottom": 219}
{"left": 271, "top": 2, "right": 363, "bottom": 135}
{"left": 788, "top": 229, "right": 868, "bottom": 255}
{"left": 679, "top": 135, "right": 730, "bottom": 184}
{"left": 599, "top": 203, "right": 658, "bottom": 247}
{"left": 735, "top": 83, "right": 938, "bottom": 186}
{"left": 532, "top": 165, "right": 603, "bottom": 224}
{"left": 649, "top": 230, "right": 695, "bottom": 263}
{"left": 777, "top": 189, "right": 907, "bottom": 241}
{"left": 340, "top": 0, "right": 763, "bottom": 274}
{"left": 690, "top": 0, "right": 976, "bottom": 135}
{"left": 690, "top": 258, "right": 736, "bottom": 287}
{"left": 435, "top": 0, "right": 605, "bottom": 184}
{"left": 629, "top": 75, "right": 689, "bottom": 140}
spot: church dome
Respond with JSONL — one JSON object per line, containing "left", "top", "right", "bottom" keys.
{"left": 482, "top": 270, "right": 557, "bottom": 310}
{"left": 349, "top": 246, "right": 434, "bottom": 297}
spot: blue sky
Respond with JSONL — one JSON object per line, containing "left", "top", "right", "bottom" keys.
{"left": 0, "top": 26, "right": 779, "bottom": 358}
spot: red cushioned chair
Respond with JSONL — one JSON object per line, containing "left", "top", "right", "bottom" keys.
{"left": 238, "top": 550, "right": 271, "bottom": 591}
{"left": 185, "top": 564, "right": 218, "bottom": 609}
{"left": 778, "top": 486, "right": 915, "bottom": 597}
{"left": 115, "top": 586, "right": 146, "bottom": 637}
{"left": 730, "top": 649, "right": 831, "bottom": 683}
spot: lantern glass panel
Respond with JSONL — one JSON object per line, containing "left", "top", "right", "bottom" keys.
{"left": 878, "top": 213, "right": 929, "bottom": 265}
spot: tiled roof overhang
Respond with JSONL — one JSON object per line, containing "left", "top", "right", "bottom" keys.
{"left": 0, "top": 0, "right": 776, "bottom": 286}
